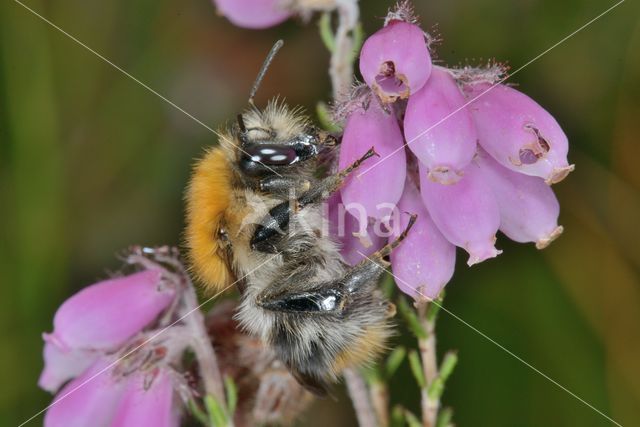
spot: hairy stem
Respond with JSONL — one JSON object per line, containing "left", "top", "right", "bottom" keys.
{"left": 369, "top": 379, "right": 389, "bottom": 427}
{"left": 128, "top": 248, "right": 227, "bottom": 405}
{"left": 329, "top": 0, "right": 359, "bottom": 101}
{"left": 418, "top": 302, "right": 438, "bottom": 427}
{"left": 180, "top": 275, "right": 226, "bottom": 404}
{"left": 344, "top": 368, "right": 378, "bottom": 427}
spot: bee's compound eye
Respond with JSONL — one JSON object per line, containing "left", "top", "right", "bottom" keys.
{"left": 240, "top": 144, "right": 300, "bottom": 175}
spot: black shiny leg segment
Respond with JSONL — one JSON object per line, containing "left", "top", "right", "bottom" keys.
{"left": 250, "top": 147, "right": 378, "bottom": 253}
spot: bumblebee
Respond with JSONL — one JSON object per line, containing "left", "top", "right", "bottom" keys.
{"left": 185, "top": 42, "right": 414, "bottom": 394}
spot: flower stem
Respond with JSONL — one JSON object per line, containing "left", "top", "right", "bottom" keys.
{"left": 329, "top": 0, "right": 359, "bottom": 101}
{"left": 417, "top": 302, "right": 438, "bottom": 427}
{"left": 128, "top": 247, "right": 227, "bottom": 406}
{"left": 344, "top": 368, "right": 378, "bottom": 427}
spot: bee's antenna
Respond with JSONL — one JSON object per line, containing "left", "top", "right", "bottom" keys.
{"left": 248, "top": 40, "right": 284, "bottom": 107}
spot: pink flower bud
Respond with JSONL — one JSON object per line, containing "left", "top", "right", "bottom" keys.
{"left": 112, "top": 369, "right": 180, "bottom": 427}
{"left": 476, "top": 149, "right": 563, "bottom": 248}
{"left": 405, "top": 67, "right": 477, "bottom": 184}
{"left": 390, "top": 180, "right": 456, "bottom": 300}
{"left": 359, "top": 20, "right": 432, "bottom": 103}
{"left": 420, "top": 161, "right": 502, "bottom": 266}
{"left": 44, "top": 358, "right": 125, "bottom": 427}
{"left": 38, "top": 337, "right": 97, "bottom": 393}
{"left": 47, "top": 269, "right": 175, "bottom": 351}
{"left": 339, "top": 103, "right": 406, "bottom": 220}
{"left": 467, "top": 83, "right": 574, "bottom": 184}
{"left": 213, "top": 0, "right": 291, "bottom": 29}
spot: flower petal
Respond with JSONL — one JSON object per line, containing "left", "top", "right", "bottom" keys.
{"left": 390, "top": 179, "right": 456, "bottom": 299}
{"left": 213, "top": 0, "right": 291, "bottom": 29}
{"left": 420, "top": 161, "right": 502, "bottom": 266}
{"left": 328, "top": 192, "right": 386, "bottom": 266}
{"left": 359, "top": 20, "right": 432, "bottom": 103}
{"left": 467, "top": 83, "right": 574, "bottom": 184}
{"left": 339, "top": 103, "right": 406, "bottom": 220}
{"left": 405, "top": 67, "right": 477, "bottom": 184}
{"left": 111, "top": 369, "right": 180, "bottom": 427}
{"left": 51, "top": 269, "right": 175, "bottom": 351}
{"left": 476, "top": 148, "right": 563, "bottom": 248}
{"left": 38, "top": 335, "right": 98, "bottom": 393}
{"left": 44, "top": 358, "right": 125, "bottom": 427}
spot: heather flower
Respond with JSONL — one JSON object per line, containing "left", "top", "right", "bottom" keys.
{"left": 420, "top": 160, "right": 502, "bottom": 266}
{"left": 466, "top": 83, "right": 574, "bottom": 184}
{"left": 359, "top": 19, "right": 432, "bottom": 103}
{"left": 404, "top": 67, "right": 477, "bottom": 184}
{"left": 339, "top": 101, "right": 406, "bottom": 221}
{"left": 213, "top": 0, "right": 292, "bottom": 29}
{"left": 39, "top": 269, "right": 176, "bottom": 393}
{"left": 389, "top": 179, "right": 456, "bottom": 299}
{"left": 44, "top": 357, "right": 126, "bottom": 427}
{"left": 111, "top": 368, "right": 180, "bottom": 427}
{"left": 476, "top": 148, "right": 563, "bottom": 248}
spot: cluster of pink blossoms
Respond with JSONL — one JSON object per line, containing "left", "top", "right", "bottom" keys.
{"left": 333, "top": 5, "right": 573, "bottom": 300}
{"left": 39, "top": 251, "right": 189, "bottom": 427}
{"left": 212, "top": 1, "right": 573, "bottom": 301}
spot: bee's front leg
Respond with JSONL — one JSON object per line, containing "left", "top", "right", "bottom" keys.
{"left": 298, "top": 147, "right": 378, "bottom": 207}
{"left": 250, "top": 148, "right": 378, "bottom": 254}
{"left": 258, "top": 176, "right": 311, "bottom": 199}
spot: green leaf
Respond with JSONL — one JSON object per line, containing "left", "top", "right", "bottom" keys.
{"left": 408, "top": 350, "right": 426, "bottom": 389}
{"left": 390, "top": 405, "right": 406, "bottom": 427}
{"left": 224, "top": 376, "right": 238, "bottom": 416}
{"left": 318, "top": 12, "right": 335, "bottom": 53}
{"left": 426, "top": 292, "right": 445, "bottom": 322}
{"left": 187, "top": 399, "right": 209, "bottom": 426}
{"left": 350, "top": 22, "right": 365, "bottom": 62}
{"left": 316, "top": 101, "right": 341, "bottom": 132}
{"left": 385, "top": 346, "right": 407, "bottom": 379}
{"left": 436, "top": 407, "right": 454, "bottom": 427}
{"left": 204, "top": 395, "right": 228, "bottom": 427}
{"left": 398, "top": 297, "right": 428, "bottom": 339}
{"left": 403, "top": 408, "right": 422, "bottom": 427}
{"left": 428, "top": 351, "right": 458, "bottom": 399}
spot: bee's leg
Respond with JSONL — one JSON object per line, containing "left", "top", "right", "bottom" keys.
{"left": 298, "top": 147, "right": 378, "bottom": 207}
{"left": 258, "top": 176, "right": 311, "bottom": 199}
{"left": 257, "top": 215, "right": 417, "bottom": 310}
{"left": 251, "top": 148, "right": 377, "bottom": 253}
{"left": 341, "top": 213, "right": 417, "bottom": 293}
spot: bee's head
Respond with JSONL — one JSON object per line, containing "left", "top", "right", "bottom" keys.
{"left": 235, "top": 103, "right": 337, "bottom": 177}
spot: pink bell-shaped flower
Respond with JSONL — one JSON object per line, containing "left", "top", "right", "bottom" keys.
{"left": 40, "top": 269, "right": 175, "bottom": 393}
{"left": 476, "top": 148, "right": 563, "bottom": 248}
{"left": 390, "top": 179, "right": 456, "bottom": 300}
{"left": 420, "top": 161, "right": 502, "bottom": 266}
{"left": 111, "top": 368, "right": 180, "bottom": 427}
{"left": 44, "top": 358, "right": 126, "bottom": 427}
{"left": 405, "top": 67, "right": 477, "bottom": 184}
{"left": 212, "top": 0, "right": 292, "bottom": 29}
{"left": 339, "top": 102, "right": 406, "bottom": 221}
{"left": 48, "top": 269, "right": 174, "bottom": 350}
{"left": 359, "top": 20, "right": 432, "bottom": 103}
{"left": 467, "top": 83, "right": 574, "bottom": 184}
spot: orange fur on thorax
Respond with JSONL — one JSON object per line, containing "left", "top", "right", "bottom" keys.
{"left": 185, "top": 147, "right": 234, "bottom": 292}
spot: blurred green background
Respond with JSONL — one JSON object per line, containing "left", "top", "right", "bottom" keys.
{"left": 1, "top": 0, "right": 639, "bottom": 425}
